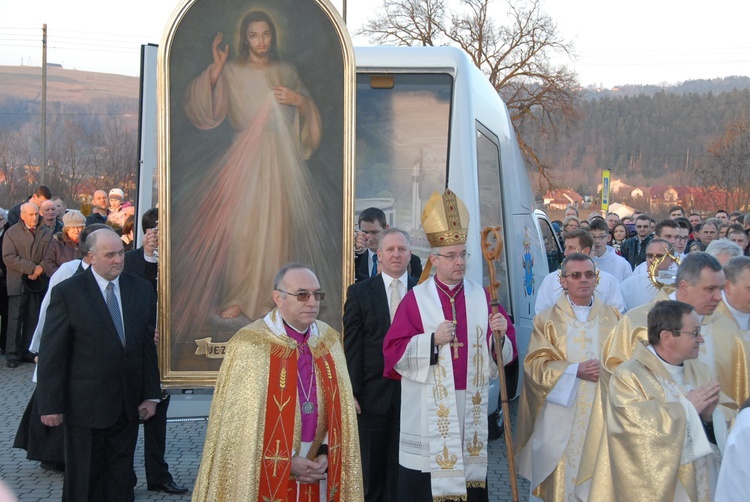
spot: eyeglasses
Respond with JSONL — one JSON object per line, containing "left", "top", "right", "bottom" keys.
{"left": 276, "top": 290, "right": 326, "bottom": 302}
{"left": 645, "top": 253, "right": 666, "bottom": 260}
{"left": 561, "top": 271, "right": 597, "bottom": 280}
{"left": 672, "top": 328, "right": 701, "bottom": 338}
{"left": 636, "top": 225, "right": 650, "bottom": 229}
{"left": 435, "top": 252, "right": 470, "bottom": 262}
{"left": 676, "top": 236, "right": 689, "bottom": 241}
{"left": 591, "top": 234, "right": 608, "bottom": 241}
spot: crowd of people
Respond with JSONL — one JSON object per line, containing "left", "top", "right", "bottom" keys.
{"left": 520, "top": 202, "right": 750, "bottom": 500}
{"left": 1, "top": 185, "right": 188, "bottom": 500}
{"left": 3, "top": 184, "right": 749, "bottom": 502}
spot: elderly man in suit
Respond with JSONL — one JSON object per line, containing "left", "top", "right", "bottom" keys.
{"left": 3, "top": 202, "right": 52, "bottom": 368}
{"left": 36, "top": 229, "right": 160, "bottom": 502}
{"left": 344, "top": 228, "right": 417, "bottom": 502}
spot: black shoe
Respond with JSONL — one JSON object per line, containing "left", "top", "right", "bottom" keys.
{"left": 6, "top": 361, "right": 18, "bottom": 368}
{"left": 147, "top": 481, "right": 189, "bottom": 494}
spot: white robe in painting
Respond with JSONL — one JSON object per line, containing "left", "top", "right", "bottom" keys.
{"left": 174, "top": 60, "right": 335, "bottom": 340}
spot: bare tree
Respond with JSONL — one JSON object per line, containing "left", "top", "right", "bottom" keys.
{"left": 694, "top": 118, "right": 750, "bottom": 211}
{"left": 90, "top": 116, "right": 138, "bottom": 196}
{"left": 360, "top": 0, "right": 580, "bottom": 186}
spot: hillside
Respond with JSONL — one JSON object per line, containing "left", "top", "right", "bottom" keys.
{"left": 525, "top": 77, "right": 750, "bottom": 194}
{"left": 0, "top": 65, "right": 138, "bottom": 104}
{"left": 1, "top": 65, "right": 749, "bottom": 204}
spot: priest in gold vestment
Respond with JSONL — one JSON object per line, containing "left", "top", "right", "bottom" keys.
{"left": 588, "top": 300, "right": 736, "bottom": 502}
{"left": 516, "top": 254, "right": 620, "bottom": 501}
{"left": 193, "top": 264, "right": 363, "bottom": 502}
{"left": 601, "top": 252, "right": 749, "bottom": 405}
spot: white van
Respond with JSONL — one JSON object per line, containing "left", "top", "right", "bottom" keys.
{"left": 354, "top": 46, "right": 562, "bottom": 432}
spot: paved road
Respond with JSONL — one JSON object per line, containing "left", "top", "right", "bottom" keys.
{"left": 0, "top": 362, "right": 529, "bottom": 501}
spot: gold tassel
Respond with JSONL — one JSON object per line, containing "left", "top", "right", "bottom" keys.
{"left": 466, "top": 481, "right": 486, "bottom": 488}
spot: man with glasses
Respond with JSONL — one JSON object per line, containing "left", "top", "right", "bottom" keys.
{"left": 383, "top": 189, "right": 513, "bottom": 502}
{"left": 535, "top": 229, "right": 625, "bottom": 314}
{"left": 602, "top": 253, "right": 748, "bottom": 405}
{"left": 673, "top": 217, "right": 692, "bottom": 258}
{"left": 517, "top": 253, "right": 620, "bottom": 501}
{"left": 193, "top": 263, "right": 363, "bottom": 501}
{"left": 620, "top": 214, "right": 653, "bottom": 269}
{"left": 632, "top": 219, "right": 680, "bottom": 277}
{"left": 588, "top": 300, "right": 736, "bottom": 501}
{"left": 620, "top": 239, "right": 675, "bottom": 311}
{"left": 588, "top": 218, "right": 631, "bottom": 282}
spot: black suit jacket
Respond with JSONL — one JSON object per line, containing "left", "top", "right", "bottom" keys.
{"left": 36, "top": 268, "right": 160, "bottom": 429}
{"left": 354, "top": 251, "right": 423, "bottom": 283}
{"left": 343, "top": 273, "right": 417, "bottom": 414}
{"left": 124, "top": 246, "right": 157, "bottom": 292}
{"left": 620, "top": 234, "right": 652, "bottom": 269}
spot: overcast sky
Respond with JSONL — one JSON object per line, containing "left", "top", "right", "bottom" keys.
{"left": 1, "top": 0, "right": 749, "bottom": 88}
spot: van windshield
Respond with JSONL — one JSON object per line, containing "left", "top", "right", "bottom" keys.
{"left": 355, "top": 73, "right": 453, "bottom": 261}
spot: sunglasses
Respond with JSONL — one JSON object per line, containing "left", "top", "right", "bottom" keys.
{"left": 561, "top": 271, "right": 596, "bottom": 280}
{"left": 276, "top": 290, "right": 325, "bottom": 301}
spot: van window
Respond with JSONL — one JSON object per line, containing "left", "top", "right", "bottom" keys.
{"left": 476, "top": 124, "right": 512, "bottom": 315}
{"left": 537, "top": 216, "right": 563, "bottom": 272}
{"left": 355, "top": 73, "right": 453, "bottom": 263}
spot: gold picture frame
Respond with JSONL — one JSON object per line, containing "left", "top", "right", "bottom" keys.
{"left": 156, "top": 0, "right": 355, "bottom": 387}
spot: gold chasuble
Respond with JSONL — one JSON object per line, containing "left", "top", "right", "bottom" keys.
{"left": 192, "top": 310, "right": 363, "bottom": 502}
{"left": 603, "top": 293, "right": 749, "bottom": 406}
{"left": 588, "top": 342, "right": 737, "bottom": 502}
{"left": 516, "top": 295, "right": 619, "bottom": 501}
{"left": 600, "top": 290, "right": 669, "bottom": 385}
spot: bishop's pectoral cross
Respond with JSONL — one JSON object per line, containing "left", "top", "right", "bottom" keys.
{"left": 450, "top": 330, "right": 464, "bottom": 359}
{"left": 573, "top": 330, "right": 592, "bottom": 351}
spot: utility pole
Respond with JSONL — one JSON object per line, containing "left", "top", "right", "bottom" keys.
{"left": 41, "top": 24, "right": 47, "bottom": 183}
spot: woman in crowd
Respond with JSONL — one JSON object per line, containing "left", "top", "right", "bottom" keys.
{"left": 42, "top": 211, "right": 85, "bottom": 277}
{"left": 562, "top": 216, "right": 580, "bottom": 236}
{"left": 610, "top": 222, "right": 628, "bottom": 255}
{"left": 121, "top": 215, "right": 135, "bottom": 252}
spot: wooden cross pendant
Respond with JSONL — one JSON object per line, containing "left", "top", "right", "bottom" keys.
{"left": 450, "top": 337, "right": 464, "bottom": 359}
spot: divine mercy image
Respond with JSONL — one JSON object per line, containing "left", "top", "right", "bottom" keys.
{"left": 166, "top": 2, "right": 346, "bottom": 370}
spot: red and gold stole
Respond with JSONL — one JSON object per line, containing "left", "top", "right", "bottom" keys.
{"left": 258, "top": 347, "right": 298, "bottom": 502}
{"left": 258, "top": 344, "right": 345, "bottom": 502}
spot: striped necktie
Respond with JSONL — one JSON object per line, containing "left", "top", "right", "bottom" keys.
{"left": 106, "top": 282, "right": 126, "bottom": 347}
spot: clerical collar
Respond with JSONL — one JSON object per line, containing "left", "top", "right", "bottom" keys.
{"left": 435, "top": 277, "right": 462, "bottom": 291}
{"left": 283, "top": 320, "right": 310, "bottom": 336}
{"left": 567, "top": 295, "right": 593, "bottom": 308}
{"left": 648, "top": 344, "right": 684, "bottom": 368}
{"left": 723, "top": 291, "right": 750, "bottom": 330}
{"left": 566, "top": 295, "right": 592, "bottom": 322}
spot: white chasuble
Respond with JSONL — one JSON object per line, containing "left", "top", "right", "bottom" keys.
{"left": 395, "top": 277, "right": 492, "bottom": 500}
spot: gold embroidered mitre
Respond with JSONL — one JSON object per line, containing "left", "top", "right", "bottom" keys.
{"left": 421, "top": 188, "right": 469, "bottom": 248}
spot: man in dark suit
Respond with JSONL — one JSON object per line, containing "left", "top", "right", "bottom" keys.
{"left": 620, "top": 214, "right": 653, "bottom": 269}
{"left": 37, "top": 229, "right": 160, "bottom": 502}
{"left": 123, "top": 208, "right": 188, "bottom": 495}
{"left": 3, "top": 202, "right": 52, "bottom": 367}
{"left": 355, "top": 207, "right": 422, "bottom": 283}
{"left": 344, "top": 228, "right": 417, "bottom": 502}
